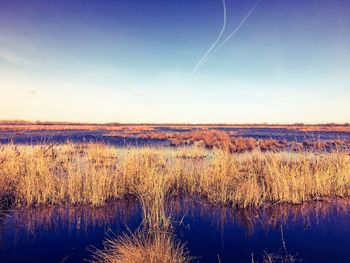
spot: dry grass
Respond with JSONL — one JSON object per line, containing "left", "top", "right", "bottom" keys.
{"left": 0, "top": 143, "right": 349, "bottom": 208}
{"left": 139, "top": 130, "right": 350, "bottom": 152}
{"left": 1, "top": 120, "right": 349, "bottom": 128}
{"left": 0, "top": 124, "right": 156, "bottom": 132}
{"left": 92, "top": 231, "right": 189, "bottom": 263}
{"left": 88, "top": 144, "right": 189, "bottom": 263}
{"left": 1, "top": 121, "right": 349, "bottom": 133}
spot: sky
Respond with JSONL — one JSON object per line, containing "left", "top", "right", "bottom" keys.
{"left": 0, "top": 0, "right": 349, "bottom": 124}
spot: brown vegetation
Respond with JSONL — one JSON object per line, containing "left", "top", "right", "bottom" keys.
{"left": 0, "top": 123, "right": 155, "bottom": 133}
{"left": 1, "top": 144, "right": 349, "bottom": 208}
{"left": 1, "top": 121, "right": 349, "bottom": 133}
{"left": 92, "top": 231, "right": 189, "bottom": 263}
{"left": 89, "top": 145, "right": 190, "bottom": 263}
{"left": 139, "top": 130, "right": 350, "bottom": 152}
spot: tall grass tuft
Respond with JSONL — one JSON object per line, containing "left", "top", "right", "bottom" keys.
{"left": 92, "top": 231, "right": 189, "bottom": 263}
{"left": 91, "top": 148, "right": 189, "bottom": 263}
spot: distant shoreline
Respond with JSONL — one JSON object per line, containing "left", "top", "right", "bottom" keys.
{"left": 0, "top": 121, "right": 350, "bottom": 134}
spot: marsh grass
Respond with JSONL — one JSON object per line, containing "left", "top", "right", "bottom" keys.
{"left": 139, "top": 130, "right": 350, "bottom": 152}
{"left": 92, "top": 231, "right": 190, "bottom": 263}
{"left": 90, "top": 146, "right": 190, "bottom": 263}
{"left": 0, "top": 143, "right": 349, "bottom": 208}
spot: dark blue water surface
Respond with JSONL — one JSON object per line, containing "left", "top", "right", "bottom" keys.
{"left": 1, "top": 127, "right": 350, "bottom": 145}
{"left": 0, "top": 199, "right": 143, "bottom": 262}
{"left": 214, "top": 127, "right": 350, "bottom": 142}
{"left": 0, "top": 130, "right": 167, "bottom": 146}
{"left": 173, "top": 198, "right": 350, "bottom": 263}
{"left": 1, "top": 197, "right": 350, "bottom": 263}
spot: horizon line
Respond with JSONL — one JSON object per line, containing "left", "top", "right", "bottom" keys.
{"left": 0, "top": 120, "right": 349, "bottom": 126}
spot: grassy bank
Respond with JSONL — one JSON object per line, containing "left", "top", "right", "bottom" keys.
{"left": 0, "top": 143, "right": 349, "bottom": 208}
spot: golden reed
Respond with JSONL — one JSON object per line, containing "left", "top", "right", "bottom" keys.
{"left": 0, "top": 143, "right": 349, "bottom": 208}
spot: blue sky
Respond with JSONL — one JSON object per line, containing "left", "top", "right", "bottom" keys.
{"left": 0, "top": 0, "right": 349, "bottom": 123}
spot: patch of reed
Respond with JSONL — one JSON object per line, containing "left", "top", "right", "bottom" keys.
{"left": 138, "top": 130, "right": 350, "bottom": 152}
{"left": 92, "top": 146, "right": 190, "bottom": 263}
{"left": 0, "top": 144, "right": 349, "bottom": 208}
{"left": 92, "top": 231, "right": 189, "bottom": 263}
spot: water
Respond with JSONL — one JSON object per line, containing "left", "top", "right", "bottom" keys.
{"left": 0, "top": 130, "right": 167, "bottom": 146}
{"left": 174, "top": 198, "right": 350, "bottom": 263}
{"left": 0, "top": 199, "right": 143, "bottom": 262}
{"left": 1, "top": 197, "right": 350, "bottom": 262}
{"left": 1, "top": 127, "right": 350, "bottom": 145}
{"left": 214, "top": 127, "right": 350, "bottom": 142}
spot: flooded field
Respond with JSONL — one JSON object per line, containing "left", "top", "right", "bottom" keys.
{"left": 2, "top": 0, "right": 349, "bottom": 262}
{"left": 1, "top": 197, "right": 350, "bottom": 262}
{"left": 0, "top": 130, "right": 349, "bottom": 262}
{"left": 1, "top": 126, "right": 350, "bottom": 145}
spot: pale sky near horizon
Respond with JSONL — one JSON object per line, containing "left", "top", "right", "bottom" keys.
{"left": 0, "top": 0, "right": 349, "bottom": 124}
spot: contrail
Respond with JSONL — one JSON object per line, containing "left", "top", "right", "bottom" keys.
{"left": 190, "top": 0, "right": 262, "bottom": 77}
{"left": 188, "top": 0, "right": 227, "bottom": 79}
{"left": 199, "top": 0, "right": 262, "bottom": 67}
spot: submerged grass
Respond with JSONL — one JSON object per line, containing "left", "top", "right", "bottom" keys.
{"left": 0, "top": 143, "right": 349, "bottom": 208}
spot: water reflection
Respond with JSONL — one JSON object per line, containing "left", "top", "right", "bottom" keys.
{"left": 2, "top": 198, "right": 140, "bottom": 238}
{"left": 0, "top": 198, "right": 142, "bottom": 262}
{"left": 171, "top": 197, "right": 350, "bottom": 234}
{"left": 1, "top": 197, "right": 350, "bottom": 262}
{"left": 171, "top": 197, "right": 350, "bottom": 262}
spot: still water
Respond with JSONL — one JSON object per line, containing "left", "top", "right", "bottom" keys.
{"left": 1, "top": 197, "right": 350, "bottom": 262}
{"left": 1, "top": 128, "right": 350, "bottom": 145}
